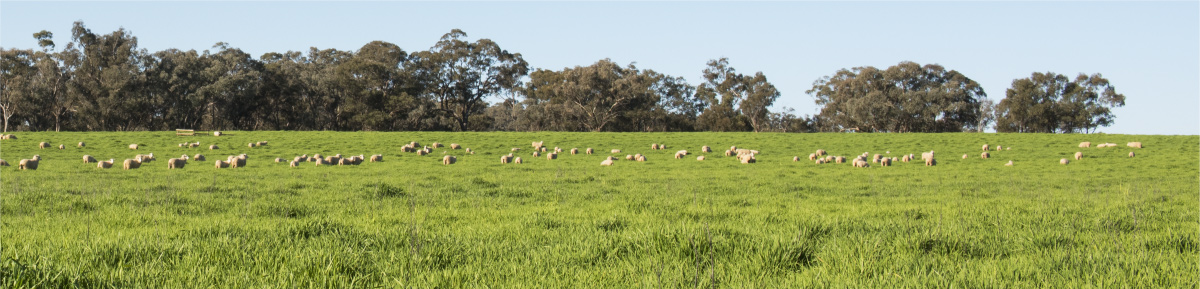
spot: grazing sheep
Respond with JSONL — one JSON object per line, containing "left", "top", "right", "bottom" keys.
{"left": 815, "top": 159, "right": 825, "bottom": 164}
{"left": 55, "top": 144, "right": 63, "bottom": 149}
{"left": 872, "top": 154, "right": 882, "bottom": 163}
{"left": 179, "top": 143, "right": 185, "bottom": 147}
{"left": 611, "top": 149, "right": 621, "bottom": 154}
{"left": 676, "top": 150, "right": 689, "bottom": 156}
{"left": 586, "top": 148, "right": 594, "bottom": 155}
{"left": 168, "top": 158, "right": 186, "bottom": 169}
{"left": 409, "top": 141, "right": 420, "bottom": 148}
{"left": 500, "top": 155, "right": 512, "bottom": 164}
{"left": 533, "top": 151, "right": 541, "bottom": 158}
{"left": 38, "top": 142, "right": 50, "bottom": 149}
{"left": 725, "top": 150, "right": 734, "bottom": 157}
{"left": 248, "top": 143, "right": 257, "bottom": 148}
{"left": 180, "top": 154, "right": 190, "bottom": 160}
{"left": 532, "top": 141, "right": 544, "bottom": 149}
{"left": 465, "top": 148, "right": 474, "bottom": 154}
{"left": 658, "top": 144, "right": 666, "bottom": 150}
{"left": 816, "top": 149, "right": 827, "bottom": 156}
{"left": 675, "top": 152, "right": 684, "bottom": 159}
{"left": 313, "top": 154, "right": 323, "bottom": 160}
{"left": 626, "top": 154, "right": 635, "bottom": 160}
{"left": 1060, "top": 158, "right": 1069, "bottom": 165}
{"left": 981, "top": 152, "right": 990, "bottom": 159}
{"left": 835, "top": 156, "right": 846, "bottom": 164}
{"left": 635, "top": 154, "right": 646, "bottom": 162}
{"left": 1127, "top": 142, "right": 1143, "bottom": 148}
{"left": 97, "top": 159, "right": 113, "bottom": 169}
{"left": 547, "top": 153, "right": 558, "bottom": 160}
{"left": 605, "top": 156, "right": 618, "bottom": 161}
{"left": 1074, "top": 152, "right": 1083, "bottom": 160}
{"left": 213, "top": 131, "right": 222, "bottom": 136}
{"left": 289, "top": 160, "right": 299, "bottom": 167}
{"left": 1128, "top": 151, "right": 1135, "bottom": 157}
{"left": 82, "top": 155, "right": 96, "bottom": 163}
{"left": 19, "top": 159, "right": 39, "bottom": 170}
{"left": 0, "top": 134, "right": 11, "bottom": 139}
{"left": 880, "top": 158, "right": 892, "bottom": 167}
{"left": 570, "top": 148, "right": 579, "bottom": 155}
{"left": 962, "top": 154, "right": 968, "bottom": 159}
{"left": 730, "top": 146, "right": 738, "bottom": 152}
{"left": 129, "top": 144, "right": 139, "bottom": 150}
{"left": 432, "top": 142, "right": 442, "bottom": 148}
{"left": 0, "top": 159, "right": 7, "bottom": 166}
{"left": 1079, "top": 142, "right": 1091, "bottom": 148}
{"left": 337, "top": 158, "right": 351, "bottom": 166}
{"left": 1005, "top": 160, "right": 1013, "bottom": 166}
{"left": 925, "top": 157, "right": 936, "bottom": 166}
{"left": 600, "top": 159, "right": 614, "bottom": 166}
{"left": 555, "top": 147, "right": 563, "bottom": 153}
{"left": 921, "top": 151, "right": 935, "bottom": 162}
{"left": 275, "top": 157, "right": 284, "bottom": 163}
{"left": 736, "top": 149, "right": 752, "bottom": 156}
{"left": 123, "top": 159, "right": 140, "bottom": 170}
{"left": 697, "top": 156, "right": 706, "bottom": 161}
{"left": 232, "top": 156, "right": 247, "bottom": 168}
{"left": 808, "top": 153, "right": 816, "bottom": 161}
{"left": 293, "top": 156, "right": 305, "bottom": 163}
{"left": 417, "top": 150, "right": 428, "bottom": 156}
{"left": 370, "top": 154, "right": 382, "bottom": 162}
{"left": 793, "top": 156, "right": 800, "bottom": 162}
{"left": 194, "top": 154, "right": 205, "bottom": 161}
{"left": 982, "top": 144, "right": 990, "bottom": 151}
{"left": 216, "top": 160, "right": 230, "bottom": 168}
{"left": 701, "top": 146, "right": 711, "bottom": 153}
{"left": 995, "top": 145, "right": 1002, "bottom": 151}
{"left": 190, "top": 143, "right": 200, "bottom": 148}
{"left": 514, "top": 157, "right": 523, "bottom": 164}
{"left": 209, "top": 145, "right": 218, "bottom": 150}
{"left": 447, "top": 143, "right": 459, "bottom": 149}
{"left": 258, "top": 141, "right": 268, "bottom": 146}
{"left": 511, "top": 148, "right": 521, "bottom": 152}
{"left": 651, "top": 143, "right": 659, "bottom": 150}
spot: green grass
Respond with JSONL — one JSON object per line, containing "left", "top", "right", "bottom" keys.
{"left": 1, "top": 131, "right": 1196, "bottom": 287}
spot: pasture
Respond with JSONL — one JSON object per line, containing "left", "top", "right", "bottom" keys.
{"left": 1, "top": 131, "right": 1196, "bottom": 287}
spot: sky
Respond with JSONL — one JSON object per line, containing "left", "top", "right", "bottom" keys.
{"left": 2, "top": 1, "right": 1197, "bottom": 135}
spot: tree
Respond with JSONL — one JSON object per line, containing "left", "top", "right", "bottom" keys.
{"left": 521, "top": 59, "right": 682, "bottom": 132}
{"left": 411, "top": 29, "right": 528, "bottom": 131}
{"left": 995, "top": 72, "right": 1125, "bottom": 133}
{"left": 0, "top": 48, "right": 35, "bottom": 132}
{"left": 807, "top": 61, "right": 986, "bottom": 132}
{"left": 65, "top": 21, "right": 149, "bottom": 131}
{"left": 694, "top": 58, "right": 779, "bottom": 132}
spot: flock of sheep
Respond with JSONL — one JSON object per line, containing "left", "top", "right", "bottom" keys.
{"left": 0, "top": 133, "right": 1144, "bottom": 171}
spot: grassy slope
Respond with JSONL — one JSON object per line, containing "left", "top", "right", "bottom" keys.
{"left": 0, "top": 132, "right": 1196, "bottom": 287}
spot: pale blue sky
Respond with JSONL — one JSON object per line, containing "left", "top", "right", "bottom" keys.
{"left": 2, "top": 1, "right": 1196, "bottom": 134}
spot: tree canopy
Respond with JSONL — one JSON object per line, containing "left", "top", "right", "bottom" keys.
{"left": 995, "top": 72, "right": 1125, "bottom": 133}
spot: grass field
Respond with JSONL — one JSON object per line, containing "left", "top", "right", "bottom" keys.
{"left": 0, "top": 131, "right": 1196, "bottom": 287}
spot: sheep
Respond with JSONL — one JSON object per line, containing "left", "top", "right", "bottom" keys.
{"left": 401, "top": 146, "right": 414, "bottom": 153}
{"left": 82, "top": 155, "right": 96, "bottom": 163}
{"left": 180, "top": 154, "right": 190, "bottom": 160}
{"left": 512, "top": 148, "right": 521, "bottom": 152}
{"left": 532, "top": 151, "right": 541, "bottom": 158}
{"left": 600, "top": 159, "right": 614, "bottom": 166}
{"left": 438, "top": 155, "right": 456, "bottom": 165}
{"left": 872, "top": 154, "right": 882, "bottom": 163}
{"left": 1127, "top": 142, "right": 1143, "bottom": 148}
{"left": 514, "top": 157, "right": 523, "bottom": 164}
{"left": 696, "top": 156, "right": 706, "bottom": 161}
{"left": 611, "top": 149, "right": 621, "bottom": 154}
{"left": 31, "top": 155, "right": 40, "bottom": 161}
{"left": 880, "top": 158, "right": 892, "bottom": 167}
{"left": 312, "top": 158, "right": 328, "bottom": 166}
{"left": 808, "top": 153, "right": 816, "bottom": 161}
{"left": 570, "top": 148, "right": 579, "bottom": 155}
{"left": 658, "top": 144, "right": 666, "bottom": 150}
{"left": 1060, "top": 158, "right": 1070, "bottom": 165}
{"left": 651, "top": 143, "right": 659, "bottom": 150}
{"left": 289, "top": 160, "right": 299, "bottom": 167}
{"left": 466, "top": 148, "right": 474, "bottom": 154}
{"left": 605, "top": 156, "right": 618, "bottom": 161}
{"left": 724, "top": 150, "right": 734, "bottom": 157}
{"left": 676, "top": 150, "right": 689, "bottom": 156}
{"left": 97, "top": 159, "right": 114, "bottom": 169}
{"left": 982, "top": 144, "right": 990, "bottom": 151}
{"left": 209, "top": 145, "right": 219, "bottom": 150}
{"left": 194, "top": 154, "right": 205, "bottom": 161}
{"left": 816, "top": 149, "right": 827, "bottom": 156}
{"left": 168, "top": 158, "right": 186, "bottom": 169}
{"left": 500, "top": 155, "right": 512, "bottom": 164}
{"left": 213, "top": 131, "right": 222, "bottom": 136}
{"left": 450, "top": 143, "right": 461, "bottom": 149}
{"left": 370, "top": 154, "right": 382, "bottom": 162}
{"left": 815, "top": 158, "right": 825, "bottom": 164}
{"left": 78, "top": 142, "right": 87, "bottom": 148}
{"left": 313, "top": 154, "right": 323, "bottom": 160}
{"left": 730, "top": 146, "right": 738, "bottom": 152}
{"left": 232, "top": 156, "right": 247, "bottom": 168}
{"left": 325, "top": 156, "right": 340, "bottom": 164}
{"left": 1004, "top": 160, "right": 1013, "bottom": 166}
{"left": 674, "top": 152, "right": 684, "bottom": 159}
{"left": 417, "top": 150, "right": 428, "bottom": 156}
{"left": 995, "top": 145, "right": 1003, "bottom": 151}
{"left": 122, "top": 159, "right": 140, "bottom": 170}
{"left": 901, "top": 155, "right": 910, "bottom": 162}
{"left": 248, "top": 143, "right": 257, "bottom": 148}
{"left": 981, "top": 152, "right": 990, "bottom": 159}
{"left": 0, "top": 134, "right": 13, "bottom": 139}
{"left": 1079, "top": 142, "right": 1091, "bottom": 148}
{"left": 258, "top": 141, "right": 268, "bottom": 146}
{"left": 1129, "top": 151, "right": 1135, "bottom": 157}
{"left": 701, "top": 146, "right": 711, "bottom": 153}
{"left": 921, "top": 151, "right": 935, "bottom": 162}
{"left": 179, "top": 143, "right": 186, "bottom": 147}
{"left": 962, "top": 154, "right": 968, "bottom": 159}
{"left": 129, "top": 144, "right": 139, "bottom": 150}
{"left": 190, "top": 143, "right": 200, "bottom": 148}
{"left": 626, "top": 154, "right": 635, "bottom": 160}
{"left": 635, "top": 154, "right": 647, "bottom": 162}
{"left": 532, "top": 141, "right": 544, "bottom": 149}
{"left": 1074, "top": 151, "right": 1083, "bottom": 160}
{"left": 793, "top": 156, "right": 800, "bottom": 162}
{"left": 337, "top": 158, "right": 351, "bottom": 166}
{"left": 38, "top": 142, "right": 50, "bottom": 149}
{"left": 432, "top": 142, "right": 442, "bottom": 148}
{"left": 586, "top": 148, "right": 594, "bottom": 155}
{"left": 275, "top": 157, "right": 284, "bottom": 163}
{"left": 835, "top": 156, "right": 846, "bottom": 164}
{"left": 18, "top": 159, "right": 39, "bottom": 170}
{"left": 216, "top": 160, "right": 230, "bottom": 168}
{"left": 739, "top": 155, "right": 756, "bottom": 164}
{"left": 925, "top": 157, "right": 936, "bottom": 166}
{"left": 547, "top": 152, "right": 558, "bottom": 160}
{"left": 736, "top": 149, "right": 752, "bottom": 156}
{"left": 555, "top": 147, "right": 563, "bottom": 153}
{"left": 0, "top": 159, "right": 7, "bottom": 166}
{"left": 409, "top": 141, "right": 420, "bottom": 148}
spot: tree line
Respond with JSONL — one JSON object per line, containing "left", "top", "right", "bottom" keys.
{"left": 0, "top": 22, "right": 1125, "bottom": 133}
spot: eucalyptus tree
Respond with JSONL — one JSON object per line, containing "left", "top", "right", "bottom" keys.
{"left": 807, "top": 61, "right": 986, "bottom": 132}
{"left": 695, "top": 58, "right": 779, "bottom": 132}
{"left": 64, "top": 21, "right": 149, "bottom": 131}
{"left": 995, "top": 72, "right": 1125, "bottom": 133}
{"left": 0, "top": 48, "right": 35, "bottom": 132}
{"left": 411, "top": 29, "right": 528, "bottom": 131}
{"left": 523, "top": 59, "right": 679, "bottom": 132}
